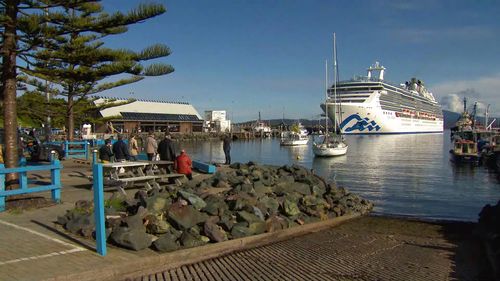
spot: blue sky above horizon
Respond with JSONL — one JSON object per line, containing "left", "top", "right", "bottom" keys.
{"left": 101, "top": 0, "right": 500, "bottom": 122}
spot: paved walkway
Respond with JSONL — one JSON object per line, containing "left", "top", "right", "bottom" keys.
{"left": 131, "top": 217, "right": 490, "bottom": 281}
{"left": 0, "top": 160, "right": 492, "bottom": 281}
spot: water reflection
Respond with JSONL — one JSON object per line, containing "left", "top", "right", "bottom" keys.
{"left": 181, "top": 131, "right": 499, "bottom": 221}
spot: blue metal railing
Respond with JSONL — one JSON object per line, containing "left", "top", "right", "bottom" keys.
{"left": 91, "top": 150, "right": 106, "bottom": 256}
{"left": 49, "top": 140, "right": 89, "bottom": 159}
{"left": 0, "top": 152, "right": 62, "bottom": 212}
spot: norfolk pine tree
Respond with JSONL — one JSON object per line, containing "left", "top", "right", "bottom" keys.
{"left": 0, "top": 0, "right": 68, "bottom": 179}
{"left": 25, "top": 2, "right": 174, "bottom": 140}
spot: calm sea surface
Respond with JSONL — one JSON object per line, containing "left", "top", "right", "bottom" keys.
{"left": 180, "top": 130, "right": 500, "bottom": 222}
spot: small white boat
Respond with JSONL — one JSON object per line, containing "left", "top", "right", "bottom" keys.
{"left": 313, "top": 33, "right": 348, "bottom": 157}
{"left": 280, "top": 124, "right": 309, "bottom": 146}
{"left": 253, "top": 112, "right": 272, "bottom": 138}
{"left": 253, "top": 122, "right": 272, "bottom": 138}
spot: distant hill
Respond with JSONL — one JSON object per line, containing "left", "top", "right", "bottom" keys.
{"left": 238, "top": 110, "right": 499, "bottom": 130}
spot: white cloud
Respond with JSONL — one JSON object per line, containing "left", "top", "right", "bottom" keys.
{"left": 433, "top": 73, "right": 500, "bottom": 114}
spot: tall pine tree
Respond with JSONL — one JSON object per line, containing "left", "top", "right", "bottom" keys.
{"left": 24, "top": 1, "right": 174, "bottom": 140}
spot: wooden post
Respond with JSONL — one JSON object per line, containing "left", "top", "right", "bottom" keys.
{"left": 92, "top": 150, "right": 106, "bottom": 256}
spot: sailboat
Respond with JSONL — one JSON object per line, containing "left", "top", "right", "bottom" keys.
{"left": 313, "top": 33, "right": 348, "bottom": 157}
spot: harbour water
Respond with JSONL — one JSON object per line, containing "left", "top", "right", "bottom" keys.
{"left": 181, "top": 130, "right": 499, "bottom": 222}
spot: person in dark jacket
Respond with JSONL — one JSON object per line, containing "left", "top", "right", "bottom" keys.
{"left": 158, "top": 133, "right": 176, "bottom": 173}
{"left": 223, "top": 134, "right": 231, "bottom": 165}
{"left": 99, "top": 139, "right": 114, "bottom": 163}
{"left": 158, "top": 133, "right": 176, "bottom": 161}
{"left": 112, "top": 135, "right": 129, "bottom": 162}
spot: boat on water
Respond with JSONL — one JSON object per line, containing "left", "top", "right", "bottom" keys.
{"left": 253, "top": 112, "right": 272, "bottom": 138}
{"left": 449, "top": 99, "right": 484, "bottom": 164}
{"left": 313, "top": 34, "right": 348, "bottom": 157}
{"left": 450, "top": 99, "right": 500, "bottom": 165}
{"left": 323, "top": 62, "right": 444, "bottom": 134}
{"left": 280, "top": 123, "right": 309, "bottom": 146}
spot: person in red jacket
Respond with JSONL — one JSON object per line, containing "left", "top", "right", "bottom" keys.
{"left": 175, "top": 149, "right": 193, "bottom": 180}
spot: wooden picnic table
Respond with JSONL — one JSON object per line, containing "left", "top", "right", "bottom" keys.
{"left": 101, "top": 160, "right": 184, "bottom": 191}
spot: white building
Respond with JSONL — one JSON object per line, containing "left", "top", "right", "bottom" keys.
{"left": 204, "top": 110, "right": 231, "bottom": 132}
{"left": 94, "top": 97, "right": 204, "bottom": 133}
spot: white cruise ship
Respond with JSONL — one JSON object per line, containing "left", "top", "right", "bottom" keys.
{"left": 323, "top": 62, "right": 443, "bottom": 134}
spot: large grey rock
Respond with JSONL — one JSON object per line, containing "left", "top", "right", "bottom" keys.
{"left": 237, "top": 211, "right": 263, "bottom": 224}
{"left": 202, "top": 196, "right": 228, "bottom": 216}
{"left": 252, "top": 206, "right": 265, "bottom": 221}
{"left": 231, "top": 223, "right": 253, "bottom": 239}
{"left": 145, "top": 213, "right": 171, "bottom": 235}
{"left": 110, "top": 227, "right": 152, "bottom": 251}
{"left": 180, "top": 231, "right": 209, "bottom": 248}
{"left": 65, "top": 213, "right": 95, "bottom": 237}
{"left": 283, "top": 199, "right": 301, "bottom": 217}
{"left": 219, "top": 214, "right": 236, "bottom": 231}
{"left": 178, "top": 190, "right": 207, "bottom": 210}
{"left": 168, "top": 203, "right": 209, "bottom": 229}
{"left": 153, "top": 233, "right": 179, "bottom": 252}
{"left": 288, "top": 182, "right": 311, "bottom": 195}
{"left": 145, "top": 196, "right": 170, "bottom": 213}
{"left": 265, "top": 215, "right": 288, "bottom": 232}
{"left": 204, "top": 221, "right": 228, "bottom": 242}
{"left": 253, "top": 181, "right": 273, "bottom": 195}
{"left": 258, "top": 196, "right": 280, "bottom": 215}
{"left": 124, "top": 212, "right": 146, "bottom": 231}
{"left": 248, "top": 221, "right": 266, "bottom": 235}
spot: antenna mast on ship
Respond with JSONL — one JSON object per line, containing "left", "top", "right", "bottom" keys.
{"left": 332, "top": 33, "right": 342, "bottom": 137}
{"left": 324, "top": 59, "right": 329, "bottom": 141}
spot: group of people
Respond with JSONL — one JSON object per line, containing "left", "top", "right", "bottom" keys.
{"left": 98, "top": 132, "right": 194, "bottom": 180}
{"left": 97, "top": 132, "right": 233, "bottom": 180}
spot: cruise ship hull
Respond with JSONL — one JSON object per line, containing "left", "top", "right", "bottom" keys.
{"left": 324, "top": 103, "right": 444, "bottom": 134}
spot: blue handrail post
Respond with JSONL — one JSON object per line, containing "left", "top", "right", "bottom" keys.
{"left": 19, "top": 157, "right": 27, "bottom": 166}
{"left": 0, "top": 164, "right": 5, "bottom": 212}
{"left": 50, "top": 152, "right": 61, "bottom": 203}
{"left": 92, "top": 149, "right": 97, "bottom": 164}
{"left": 92, "top": 150, "right": 106, "bottom": 256}
{"left": 85, "top": 142, "right": 90, "bottom": 160}
{"left": 64, "top": 141, "right": 69, "bottom": 157}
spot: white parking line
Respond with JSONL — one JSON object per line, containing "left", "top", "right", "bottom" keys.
{"left": 0, "top": 219, "right": 87, "bottom": 265}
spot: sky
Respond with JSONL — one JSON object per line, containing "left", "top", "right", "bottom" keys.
{"left": 101, "top": 0, "right": 500, "bottom": 122}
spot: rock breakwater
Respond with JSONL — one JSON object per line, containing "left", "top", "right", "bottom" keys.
{"left": 57, "top": 162, "right": 373, "bottom": 252}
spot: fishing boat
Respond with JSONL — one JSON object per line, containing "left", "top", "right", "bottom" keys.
{"left": 280, "top": 123, "right": 309, "bottom": 146}
{"left": 449, "top": 98, "right": 480, "bottom": 164}
{"left": 253, "top": 112, "right": 272, "bottom": 138}
{"left": 313, "top": 33, "right": 348, "bottom": 157}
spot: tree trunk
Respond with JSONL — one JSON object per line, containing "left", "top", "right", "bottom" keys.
{"left": 1, "top": 0, "right": 20, "bottom": 186}
{"left": 66, "top": 93, "right": 74, "bottom": 141}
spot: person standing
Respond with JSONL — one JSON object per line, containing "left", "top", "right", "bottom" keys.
{"left": 158, "top": 133, "right": 176, "bottom": 161}
{"left": 112, "top": 134, "right": 130, "bottom": 162}
{"left": 129, "top": 134, "right": 139, "bottom": 161}
{"left": 144, "top": 131, "right": 158, "bottom": 161}
{"left": 99, "top": 139, "right": 114, "bottom": 163}
{"left": 175, "top": 149, "right": 193, "bottom": 180}
{"left": 223, "top": 134, "right": 231, "bottom": 165}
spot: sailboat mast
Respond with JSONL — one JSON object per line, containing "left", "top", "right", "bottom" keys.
{"left": 333, "top": 33, "right": 338, "bottom": 135}
{"left": 325, "top": 59, "right": 329, "bottom": 137}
